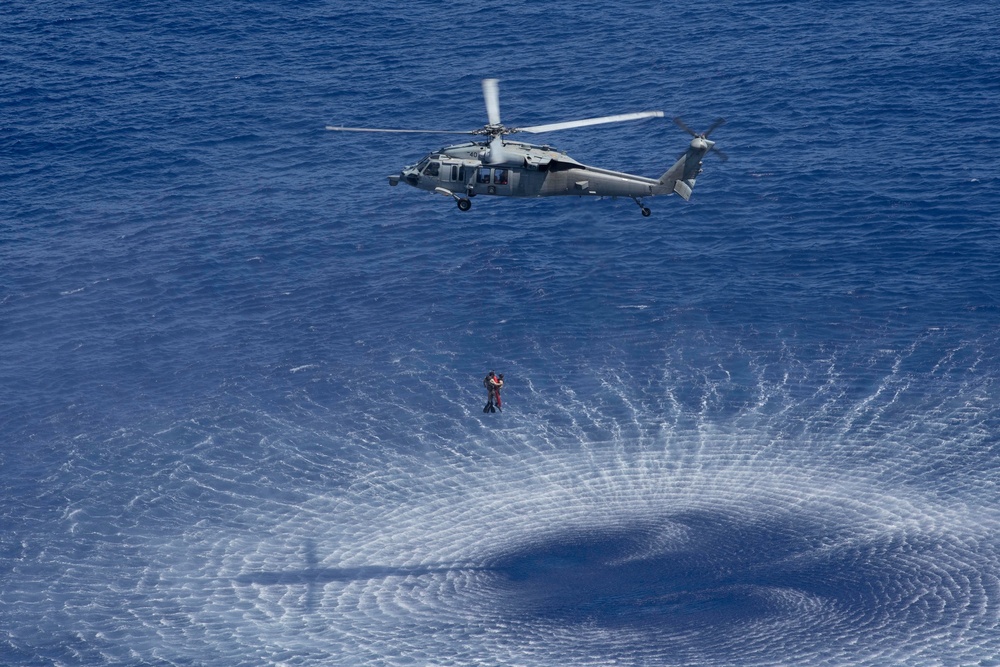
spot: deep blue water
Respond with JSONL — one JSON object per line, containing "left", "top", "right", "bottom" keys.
{"left": 3, "top": 1, "right": 1000, "bottom": 665}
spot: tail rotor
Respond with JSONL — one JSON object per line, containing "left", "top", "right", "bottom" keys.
{"left": 674, "top": 117, "right": 728, "bottom": 161}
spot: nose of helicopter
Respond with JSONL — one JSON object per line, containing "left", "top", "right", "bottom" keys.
{"left": 398, "top": 166, "right": 420, "bottom": 186}
{"left": 388, "top": 168, "right": 418, "bottom": 187}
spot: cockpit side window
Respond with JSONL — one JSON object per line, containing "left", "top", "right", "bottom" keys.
{"left": 493, "top": 168, "right": 508, "bottom": 185}
{"left": 423, "top": 161, "right": 440, "bottom": 177}
{"left": 477, "top": 167, "right": 491, "bottom": 184}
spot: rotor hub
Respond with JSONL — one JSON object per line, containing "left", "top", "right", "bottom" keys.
{"left": 473, "top": 123, "right": 511, "bottom": 139}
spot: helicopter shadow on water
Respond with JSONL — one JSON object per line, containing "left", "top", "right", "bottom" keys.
{"left": 231, "top": 539, "right": 487, "bottom": 614}
{"left": 225, "top": 505, "right": 985, "bottom": 656}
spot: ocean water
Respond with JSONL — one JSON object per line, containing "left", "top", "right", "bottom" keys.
{"left": 3, "top": 1, "right": 1000, "bottom": 665}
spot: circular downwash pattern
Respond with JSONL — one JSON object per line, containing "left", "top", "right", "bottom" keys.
{"left": 191, "top": 439, "right": 1000, "bottom": 666}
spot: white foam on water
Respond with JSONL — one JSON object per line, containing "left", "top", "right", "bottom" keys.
{"left": 141, "top": 418, "right": 1000, "bottom": 666}
{"left": 7, "top": 337, "right": 1000, "bottom": 665}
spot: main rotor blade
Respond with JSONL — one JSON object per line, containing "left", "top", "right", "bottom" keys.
{"left": 517, "top": 111, "right": 664, "bottom": 134}
{"left": 485, "top": 135, "right": 508, "bottom": 164}
{"left": 325, "top": 125, "right": 474, "bottom": 135}
{"left": 482, "top": 78, "right": 501, "bottom": 126}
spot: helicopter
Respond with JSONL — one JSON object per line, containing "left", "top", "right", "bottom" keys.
{"left": 326, "top": 79, "right": 725, "bottom": 216}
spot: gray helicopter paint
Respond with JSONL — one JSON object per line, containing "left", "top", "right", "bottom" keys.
{"left": 330, "top": 79, "right": 722, "bottom": 214}
{"left": 394, "top": 137, "right": 711, "bottom": 201}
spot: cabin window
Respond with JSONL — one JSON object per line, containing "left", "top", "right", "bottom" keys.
{"left": 493, "top": 168, "right": 508, "bottom": 185}
{"left": 457, "top": 165, "right": 466, "bottom": 182}
{"left": 423, "top": 161, "right": 440, "bottom": 177}
{"left": 477, "top": 167, "right": 491, "bottom": 184}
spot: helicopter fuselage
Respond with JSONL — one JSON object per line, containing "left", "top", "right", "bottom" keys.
{"left": 329, "top": 77, "right": 723, "bottom": 215}
{"left": 388, "top": 136, "right": 712, "bottom": 215}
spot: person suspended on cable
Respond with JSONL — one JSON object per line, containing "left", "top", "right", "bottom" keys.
{"left": 483, "top": 371, "right": 499, "bottom": 413}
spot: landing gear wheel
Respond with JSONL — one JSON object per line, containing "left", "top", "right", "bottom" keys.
{"left": 631, "top": 196, "right": 651, "bottom": 217}
{"left": 457, "top": 198, "right": 472, "bottom": 211}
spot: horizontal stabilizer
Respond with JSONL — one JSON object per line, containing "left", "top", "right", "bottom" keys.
{"left": 674, "top": 180, "right": 693, "bottom": 201}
